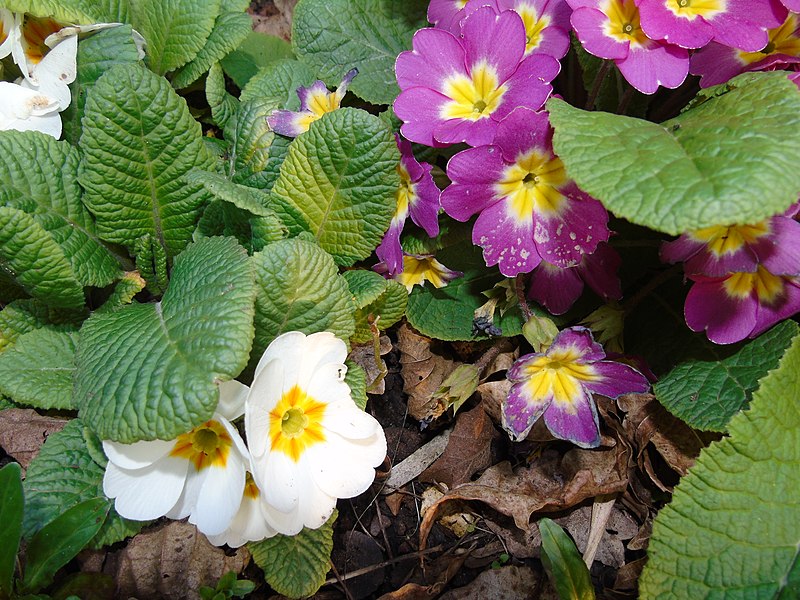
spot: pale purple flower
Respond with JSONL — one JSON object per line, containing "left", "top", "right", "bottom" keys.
{"left": 375, "top": 135, "right": 441, "bottom": 276}
{"left": 527, "top": 242, "right": 622, "bottom": 314}
{"left": 503, "top": 327, "right": 650, "bottom": 447}
{"left": 395, "top": 6, "right": 559, "bottom": 147}
{"left": 440, "top": 107, "right": 609, "bottom": 276}
{"left": 568, "top": 0, "right": 689, "bottom": 94}
{"left": 428, "top": 0, "right": 474, "bottom": 30}
{"left": 375, "top": 253, "right": 463, "bottom": 292}
{"left": 637, "top": 0, "right": 786, "bottom": 51}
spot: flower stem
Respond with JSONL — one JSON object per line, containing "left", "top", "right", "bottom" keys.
{"left": 514, "top": 274, "right": 533, "bottom": 321}
{"left": 616, "top": 85, "right": 635, "bottom": 115}
{"left": 622, "top": 264, "right": 683, "bottom": 315}
{"left": 585, "top": 61, "right": 612, "bottom": 110}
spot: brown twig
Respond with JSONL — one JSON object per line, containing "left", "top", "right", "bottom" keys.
{"left": 322, "top": 545, "right": 446, "bottom": 586}
{"left": 514, "top": 274, "right": 533, "bottom": 321}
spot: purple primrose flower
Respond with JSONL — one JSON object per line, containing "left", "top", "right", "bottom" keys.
{"left": 395, "top": 5, "right": 560, "bottom": 147}
{"left": 503, "top": 327, "right": 650, "bottom": 447}
{"left": 375, "top": 135, "right": 442, "bottom": 276}
{"left": 568, "top": 0, "right": 689, "bottom": 94}
{"left": 440, "top": 107, "right": 610, "bottom": 277}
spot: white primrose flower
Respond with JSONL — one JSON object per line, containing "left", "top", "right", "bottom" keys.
{"left": 0, "top": 9, "right": 14, "bottom": 58}
{"left": 102, "top": 382, "right": 251, "bottom": 537}
{"left": 0, "top": 81, "right": 61, "bottom": 138}
{"left": 205, "top": 470, "right": 277, "bottom": 548}
{"left": 244, "top": 331, "right": 387, "bottom": 536}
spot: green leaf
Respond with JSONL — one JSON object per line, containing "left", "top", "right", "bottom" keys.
{"left": 640, "top": 331, "right": 800, "bottom": 599}
{"left": 20, "top": 498, "right": 109, "bottom": 594}
{"left": 548, "top": 72, "right": 800, "bottom": 234}
{"left": 187, "top": 169, "right": 274, "bottom": 217}
{"left": 291, "top": 0, "right": 428, "bottom": 105}
{"left": 406, "top": 240, "right": 525, "bottom": 342}
{"left": 0, "top": 130, "right": 122, "bottom": 288}
{"left": 222, "top": 32, "right": 295, "bottom": 90}
{"left": 171, "top": 11, "right": 253, "bottom": 89}
{"left": 344, "top": 360, "right": 367, "bottom": 411}
{"left": 80, "top": 63, "right": 215, "bottom": 258}
{"left": 0, "top": 299, "right": 82, "bottom": 353}
{"left": 62, "top": 24, "right": 142, "bottom": 146}
{"left": 206, "top": 62, "right": 239, "bottom": 130}
{"left": 130, "top": 0, "right": 221, "bottom": 75}
{"left": 251, "top": 238, "right": 355, "bottom": 366}
{"left": 538, "top": 518, "right": 595, "bottom": 600}
{"left": 22, "top": 420, "right": 143, "bottom": 547}
{"left": 0, "top": 0, "right": 128, "bottom": 22}
{"left": 0, "top": 463, "right": 23, "bottom": 600}
{"left": 0, "top": 329, "right": 78, "bottom": 410}
{"left": 240, "top": 58, "right": 316, "bottom": 106}
{"left": 95, "top": 272, "right": 147, "bottom": 314}
{"left": 249, "top": 511, "right": 336, "bottom": 599}
{"left": 0, "top": 207, "right": 85, "bottom": 310}
{"left": 74, "top": 237, "right": 256, "bottom": 442}
{"left": 342, "top": 270, "right": 407, "bottom": 344}
{"left": 655, "top": 320, "right": 799, "bottom": 431}
{"left": 271, "top": 108, "right": 398, "bottom": 266}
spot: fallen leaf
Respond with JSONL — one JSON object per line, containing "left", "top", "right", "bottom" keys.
{"left": 383, "top": 428, "right": 452, "bottom": 492}
{"left": 0, "top": 408, "right": 68, "bottom": 472}
{"left": 420, "top": 406, "right": 498, "bottom": 488}
{"left": 337, "top": 531, "right": 384, "bottom": 600}
{"left": 397, "top": 323, "right": 457, "bottom": 423}
{"left": 384, "top": 491, "right": 406, "bottom": 517}
{"left": 250, "top": 0, "right": 297, "bottom": 40}
{"left": 419, "top": 443, "right": 629, "bottom": 549}
{"left": 103, "top": 521, "right": 249, "bottom": 600}
{"left": 420, "top": 486, "right": 476, "bottom": 538}
{"left": 560, "top": 505, "right": 639, "bottom": 568}
{"left": 438, "top": 565, "right": 544, "bottom": 600}
{"left": 377, "top": 546, "right": 470, "bottom": 600}
{"left": 349, "top": 335, "right": 392, "bottom": 395}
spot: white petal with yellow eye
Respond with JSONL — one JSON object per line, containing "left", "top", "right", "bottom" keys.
{"left": 102, "top": 438, "right": 175, "bottom": 470}
{"left": 253, "top": 331, "right": 306, "bottom": 380}
{"left": 191, "top": 460, "right": 246, "bottom": 536}
{"left": 321, "top": 399, "right": 382, "bottom": 440}
{"left": 258, "top": 451, "right": 300, "bottom": 514}
{"left": 0, "top": 82, "right": 61, "bottom": 138}
{"left": 306, "top": 430, "right": 385, "bottom": 499}
{"left": 206, "top": 493, "right": 276, "bottom": 547}
{"left": 0, "top": 9, "right": 14, "bottom": 59}
{"left": 103, "top": 456, "right": 188, "bottom": 520}
{"left": 260, "top": 462, "right": 337, "bottom": 536}
{"left": 217, "top": 379, "right": 248, "bottom": 421}
{"left": 246, "top": 358, "right": 283, "bottom": 458}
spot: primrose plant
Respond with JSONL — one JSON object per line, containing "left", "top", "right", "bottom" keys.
{"left": 0, "top": 0, "right": 799, "bottom": 598}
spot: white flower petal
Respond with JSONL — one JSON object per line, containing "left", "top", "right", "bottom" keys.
{"left": 253, "top": 331, "right": 306, "bottom": 381}
{"left": 219, "top": 414, "right": 250, "bottom": 460}
{"left": 305, "top": 362, "right": 350, "bottom": 402}
{"left": 258, "top": 451, "right": 300, "bottom": 514}
{"left": 0, "top": 81, "right": 61, "bottom": 138}
{"left": 102, "top": 438, "right": 175, "bottom": 470}
{"left": 246, "top": 358, "right": 283, "bottom": 458}
{"left": 322, "top": 399, "right": 382, "bottom": 440}
{"left": 166, "top": 464, "right": 206, "bottom": 520}
{"left": 0, "top": 9, "right": 14, "bottom": 59}
{"left": 297, "top": 332, "right": 348, "bottom": 384}
{"left": 306, "top": 430, "right": 385, "bottom": 499}
{"left": 191, "top": 460, "right": 246, "bottom": 536}
{"left": 217, "top": 379, "right": 248, "bottom": 421}
{"left": 260, "top": 465, "right": 337, "bottom": 536}
{"left": 205, "top": 494, "right": 276, "bottom": 547}
{"left": 103, "top": 456, "right": 188, "bottom": 521}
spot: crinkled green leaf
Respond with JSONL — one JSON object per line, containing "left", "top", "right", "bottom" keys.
{"left": 172, "top": 11, "right": 253, "bottom": 89}
{"left": 0, "top": 207, "right": 85, "bottom": 310}
{"left": 655, "top": 320, "right": 799, "bottom": 431}
{"left": 251, "top": 238, "right": 355, "bottom": 365}
{"left": 344, "top": 360, "right": 367, "bottom": 411}
{"left": 539, "top": 518, "right": 595, "bottom": 600}
{"left": 75, "top": 237, "right": 256, "bottom": 442}
{"left": 0, "top": 463, "right": 23, "bottom": 599}
{"left": 1, "top": 0, "right": 128, "bottom": 22}
{"left": 292, "top": 0, "right": 428, "bottom": 105}
{"left": 130, "top": 0, "right": 221, "bottom": 75}
{"left": 271, "top": 108, "right": 398, "bottom": 266}
{"left": 548, "top": 72, "right": 800, "bottom": 234}
{"left": 134, "top": 233, "right": 169, "bottom": 296}
{"left": 240, "top": 58, "right": 316, "bottom": 106}
{"left": 0, "top": 329, "right": 77, "bottom": 410}
{"left": 0, "top": 131, "right": 122, "bottom": 288}
{"left": 206, "top": 62, "right": 239, "bottom": 129}
{"left": 95, "top": 272, "right": 147, "bottom": 314}
{"left": 80, "top": 63, "right": 214, "bottom": 258}
{"left": 249, "top": 511, "right": 336, "bottom": 599}
{"left": 229, "top": 99, "right": 292, "bottom": 192}
{"left": 22, "top": 420, "right": 142, "bottom": 551}
{"left": 342, "top": 270, "right": 407, "bottom": 344}
{"left": 62, "top": 24, "right": 142, "bottom": 146}
{"left": 0, "top": 298, "right": 82, "bottom": 353}
{"left": 406, "top": 240, "right": 525, "bottom": 342}
{"left": 21, "top": 498, "right": 109, "bottom": 594}
{"left": 640, "top": 331, "right": 800, "bottom": 599}
{"left": 187, "top": 169, "right": 273, "bottom": 217}
{"left": 222, "top": 32, "right": 294, "bottom": 90}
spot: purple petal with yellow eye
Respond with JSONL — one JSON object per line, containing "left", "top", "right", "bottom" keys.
{"left": 685, "top": 276, "right": 758, "bottom": 344}
{"left": 549, "top": 326, "right": 606, "bottom": 362}
{"left": 461, "top": 7, "right": 526, "bottom": 81}
{"left": 616, "top": 42, "right": 689, "bottom": 95}
{"left": 690, "top": 42, "right": 748, "bottom": 87}
{"left": 472, "top": 200, "right": 542, "bottom": 276}
{"left": 266, "top": 109, "right": 308, "bottom": 137}
{"left": 493, "top": 107, "right": 551, "bottom": 163}
{"left": 542, "top": 387, "right": 601, "bottom": 448}
{"left": 753, "top": 217, "right": 800, "bottom": 276}
{"left": 502, "top": 380, "right": 552, "bottom": 441}
{"left": 375, "top": 220, "right": 405, "bottom": 276}
{"left": 528, "top": 261, "right": 584, "bottom": 314}
{"left": 751, "top": 278, "right": 800, "bottom": 338}
{"left": 582, "top": 361, "right": 650, "bottom": 398}
{"left": 534, "top": 191, "right": 609, "bottom": 267}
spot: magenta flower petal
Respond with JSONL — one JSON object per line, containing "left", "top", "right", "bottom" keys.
{"left": 461, "top": 6, "right": 527, "bottom": 80}
{"left": 473, "top": 200, "right": 543, "bottom": 275}
{"left": 579, "top": 242, "right": 623, "bottom": 301}
{"left": 542, "top": 387, "right": 601, "bottom": 448}
{"left": 434, "top": 113, "right": 500, "bottom": 146}
{"left": 616, "top": 40, "right": 689, "bottom": 93}
{"left": 755, "top": 217, "right": 800, "bottom": 275}
{"left": 488, "top": 52, "right": 560, "bottom": 122}
{"left": 494, "top": 106, "right": 551, "bottom": 162}
{"left": 503, "top": 380, "right": 552, "bottom": 440}
{"left": 551, "top": 326, "right": 607, "bottom": 361}
{"left": 570, "top": 6, "right": 630, "bottom": 59}
{"left": 534, "top": 191, "right": 609, "bottom": 266}
{"left": 661, "top": 231, "right": 760, "bottom": 276}
{"left": 684, "top": 277, "right": 759, "bottom": 344}
{"left": 395, "top": 28, "right": 466, "bottom": 92}
{"left": 428, "top": 0, "right": 474, "bottom": 30}
{"left": 375, "top": 222, "right": 405, "bottom": 275}
{"left": 638, "top": 0, "right": 718, "bottom": 48}
{"left": 751, "top": 277, "right": 800, "bottom": 337}
{"left": 528, "top": 261, "right": 585, "bottom": 314}
{"left": 690, "top": 42, "right": 751, "bottom": 87}
{"left": 441, "top": 145, "right": 508, "bottom": 218}
{"left": 782, "top": 0, "right": 800, "bottom": 10}
{"left": 394, "top": 87, "right": 452, "bottom": 147}
{"left": 582, "top": 361, "right": 650, "bottom": 397}
{"left": 495, "top": 0, "right": 573, "bottom": 58}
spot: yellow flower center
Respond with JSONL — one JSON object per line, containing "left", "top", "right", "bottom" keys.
{"left": 170, "top": 420, "right": 233, "bottom": 471}
{"left": 690, "top": 222, "right": 770, "bottom": 256}
{"left": 294, "top": 87, "right": 344, "bottom": 133}
{"left": 739, "top": 14, "right": 800, "bottom": 64}
{"left": 495, "top": 150, "right": 568, "bottom": 222}
{"left": 397, "top": 256, "right": 453, "bottom": 291}
{"left": 244, "top": 472, "right": 260, "bottom": 500}
{"left": 602, "top": 0, "right": 649, "bottom": 46}
{"left": 666, "top": 0, "right": 726, "bottom": 19}
{"left": 441, "top": 62, "right": 508, "bottom": 121}
{"left": 393, "top": 162, "right": 414, "bottom": 224}
{"left": 20, "top": 15, "right": 63, "bottom": 65}
{"left": 269, "top": 385, "right": 326, "bottom": 462}
{"left": 723, "top": 266, "right": 786, "bottom": 303}
{"left": 520, "top": 348, "right": 600, "bottom": 410}
{"left": 515, "top": 3, "right": 550, "bottom": 54}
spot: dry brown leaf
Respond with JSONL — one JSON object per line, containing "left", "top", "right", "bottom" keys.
{"left": 476, "top": 379, "right": 511, "bottom": 423}
{"left": 0, "top": 408, "right": 68, "bottom": 471}
{"left": 349, "top": 334, "right": 392, "bottom": 395}
{"left": 560, "top": 505, "right": 639, "bottom": 568}
{"left": 103, "top": 521, "right": 249, "bottom": 600}
{"left": 438, "top": 565, "right": 542, "bottom": 600}
{"left": 419, "top": 443, "right": 629, "bottom": 549}
{"left": 397, "top": 323, "right": 457, "bottom": 423}
{"left": 249, "top": 0, "right": 297, "bottom": 40}
{"left": 420, "top": 406, "right": 498, "bottom": 488}
{"left": 377, "top": 547, "right": 470, "bottom": 600}
{"left": 384, "top": 491, "right": 406, "bottom": 516}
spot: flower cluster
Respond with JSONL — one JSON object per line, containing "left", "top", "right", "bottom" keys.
{"left": 103, "top": 332, "right": 387, "bottom": 546}
{"left": 661, "top": 206, "right": 800, "bottom": 343}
